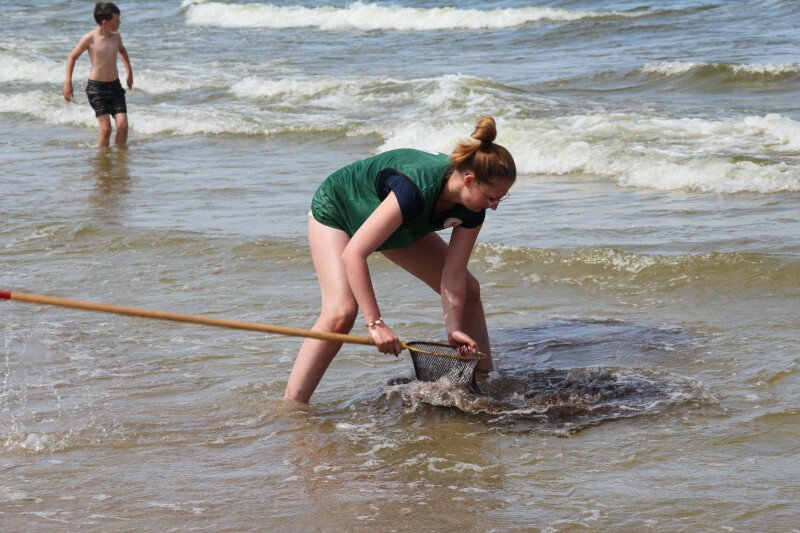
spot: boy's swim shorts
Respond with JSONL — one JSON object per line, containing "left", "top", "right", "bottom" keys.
{"left": 85, "top": 79, "right": 127, "bottom": 117}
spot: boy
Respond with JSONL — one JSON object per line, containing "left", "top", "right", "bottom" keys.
{"left": 63, "top": 2, "right": 133, "bottom": 148}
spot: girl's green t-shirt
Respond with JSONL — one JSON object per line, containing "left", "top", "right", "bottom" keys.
{"left": 310, "top": 148, "right": 483, "bottom": 250}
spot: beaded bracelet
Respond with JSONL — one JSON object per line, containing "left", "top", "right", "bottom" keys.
{"left": 363, "top": 318, "right": 384, "bottom": 330}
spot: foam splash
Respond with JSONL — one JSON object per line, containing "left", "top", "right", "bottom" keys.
{"left": 183, "top": 0, "right": 647, "bottom": 31}
{"left": 2, "top": 331, "right": 71, "bottom": 453}
{"left": 382, "top": 367, "right": 711, "bottom": 435}
{"left": 375, "top": 318, "right": 710, "bottom": 435}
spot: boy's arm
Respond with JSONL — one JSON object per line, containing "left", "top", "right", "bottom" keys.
{"left": 118, "top": 38, "right": 133, "bottom": 89}
{"left": 63, "top": 34, "right": 90, "bottom": 101}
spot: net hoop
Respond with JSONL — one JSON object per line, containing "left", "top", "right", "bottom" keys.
{"left": 404, "top": 341, "right": 485, "bottom": 362}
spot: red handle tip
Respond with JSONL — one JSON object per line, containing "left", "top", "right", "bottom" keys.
{"left": 0, "top": 291, "right": 11, "bottom": 299}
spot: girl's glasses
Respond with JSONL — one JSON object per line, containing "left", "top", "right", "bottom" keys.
{"left": 476, "top": 182, "right": 510, "bottom": 207}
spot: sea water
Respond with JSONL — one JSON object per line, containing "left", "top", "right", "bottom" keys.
{"left": 1, "top": 0, "right": 798, "bottom": 530}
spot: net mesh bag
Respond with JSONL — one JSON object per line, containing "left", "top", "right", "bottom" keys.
{"left": 405, "top": 342, "right": 483, "bottom": 391}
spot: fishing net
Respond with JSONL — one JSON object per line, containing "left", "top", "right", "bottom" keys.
{"left": 405, "top": 342, "right": 484, "bottom": 392}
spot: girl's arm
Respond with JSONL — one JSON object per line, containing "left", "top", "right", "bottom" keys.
{"left": 118, "top": 38, "right": 133, "bottom": 88}
{"left": 342, "top": 194, "right": 405, "bottom": 354}
{"left": 441, "top": 224, "right": 481, "bottom": 350}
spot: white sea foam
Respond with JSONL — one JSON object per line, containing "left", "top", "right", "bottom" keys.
{"left": 0, "top": 52, "right": 63, "bottom": 84}
{"left": 0, "top": 91, "right": 97, "bottom": 128}
{"left": 426, "top": 457, "right": 488, "bottom": 473}
{"left": 0, "top": 90, "right": 266, "bottom": 136}
{"left": 0, "top": 50, "right": 216, "bottom": 95}
{"left": 131, "top": 71, "right": 215, "bottom": 95}
{"left": 380, "top": 113, "right": 800, "bottom": 194}
{"left": 230, "top": 75, "right": 415, "bottom": 108}
{"left": 229, "top": 73, "right": 509, "bottom": 113}
{"left": 232, "top": 76, "right": 355, "bottom": 99}
{"left": 0, "top": 72, "right": 528, "bottom": 138}
{"left": 1, "top": 70, "right": 510, "bottom": 131}
{"left": 183, "top": 0, "right": 642, "bottom": 31}
{"left": 641, "top": 61, "right": 703, "bottom": 76}
{"left": 642, "top": 61, "right": 800, "bottom": 76}
{"left": 4, "top": 78, "right": 798, "bottom": 194}
{"left": 730, "top": 63, "right": 800, "bottom": 75}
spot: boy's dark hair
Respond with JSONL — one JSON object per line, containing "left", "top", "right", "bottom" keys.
{"left": 94, "top": 2, "right": 120, "bottom": 24}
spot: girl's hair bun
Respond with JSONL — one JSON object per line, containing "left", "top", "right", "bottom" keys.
{"left": 470, "top": 116, "right": 497, "bottom": 145}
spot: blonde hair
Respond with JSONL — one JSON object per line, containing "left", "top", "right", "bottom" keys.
{"left": 450, "top": 116, "right": 516, "bottom": 186}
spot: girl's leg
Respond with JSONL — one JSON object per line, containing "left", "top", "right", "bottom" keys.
{"left": 113, "top": 112, "right": 129, "bottom": 146}
{"left": 381, "top": 233, "right": 493, "bottom": 372}
{"left": 284, "top": 218, "right": 358, "bottom": 402}
{"left": 96, "top": 114, "right": 112, "bottom": 148}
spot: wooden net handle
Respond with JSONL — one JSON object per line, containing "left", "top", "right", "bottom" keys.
{"left": 1, "top": 290, "right": 379, "bottom": 347}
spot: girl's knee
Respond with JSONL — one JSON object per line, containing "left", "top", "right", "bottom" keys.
{"left": 466, "top": 275, "right": 482, "bottom": 304}
{"left": 321, "top": 303, "right": 358, "bottom": 334}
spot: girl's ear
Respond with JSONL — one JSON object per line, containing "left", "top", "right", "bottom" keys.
{"left": 462, "top": 171, "right": 476, "bottom": 187}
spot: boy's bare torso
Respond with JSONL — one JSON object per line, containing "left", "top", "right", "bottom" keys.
{"left": 85, "top": 28, "right": 122, "bottom": 82}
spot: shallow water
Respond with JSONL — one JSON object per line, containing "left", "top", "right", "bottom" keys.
{"left": 2, "top": 0, "right": 799, "bottom": 530}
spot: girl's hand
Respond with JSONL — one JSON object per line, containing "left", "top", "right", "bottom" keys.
{"left": 448, "top": 330, "right": 478, "bottom": 352}
{"left": 368, "top": 321, "right": 402, "bottom": 356}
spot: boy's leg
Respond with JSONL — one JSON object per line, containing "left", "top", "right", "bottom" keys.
{"left": 96, "top": 114, "right": 112, "bottom": 148}
{"left": 381, "top": 233, "right": 493, "bottom": 371}
{"left": 284, "top": 218, "right": 359, "bottom": 403}
{"left": 113, "top": 112, "right": 129, "bottom": 146}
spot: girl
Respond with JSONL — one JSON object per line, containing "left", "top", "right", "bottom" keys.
{"left": 285, "top": 116, "right": 516, "bottom": 402}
